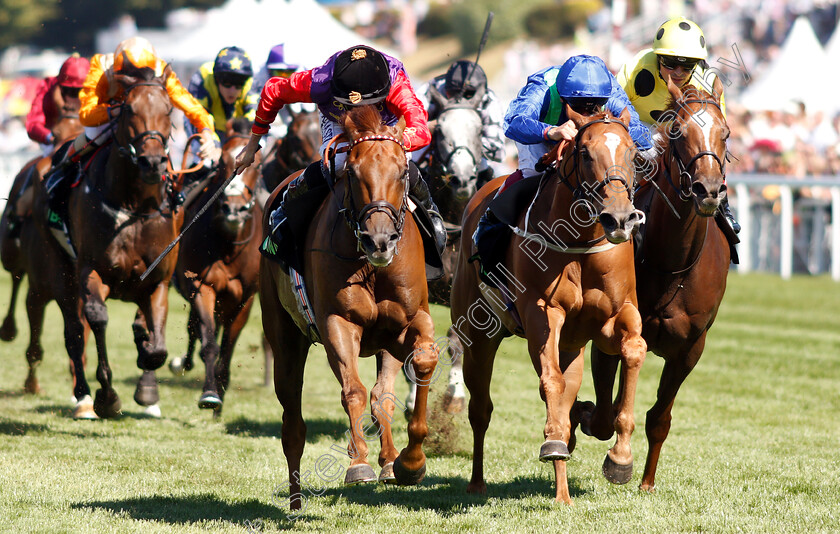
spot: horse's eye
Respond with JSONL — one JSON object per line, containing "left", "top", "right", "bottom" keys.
{"left": 580, "top": 149, "right": 592, "bottom": 162}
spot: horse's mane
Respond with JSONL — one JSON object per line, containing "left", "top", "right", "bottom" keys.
{"left": 344, "top": 105, "right": 387, "bottom": 138}
{"left": 655, "top": 85, "right": 720, "bottom": 148}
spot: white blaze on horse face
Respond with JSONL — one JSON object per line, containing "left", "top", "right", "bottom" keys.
{"left": 225, "top": 173, "right": 247, "bottom": 196}
{"left": 604, "top": 132, "right": 622, "bottom": 166}
{"left": 692, "top": 109, "right": 714, "bottom": 151}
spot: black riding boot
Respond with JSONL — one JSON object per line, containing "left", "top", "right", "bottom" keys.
{"left": 472, "top": 209, "right": 499, "bottom": 252}
{"left": 720, "top": 196, "right": 741, "bottom": 234}
{"left": 408, "top": 162, "right": 447, "bottom": 255}
{"left": 268, "top": 161, "right": 325, "bottom": 244}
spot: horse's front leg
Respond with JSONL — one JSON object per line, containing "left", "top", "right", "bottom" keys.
{"left": 601, "top": 303, "right": 647, "bottom": 485}
{"left": 370, "top": 350, "right": 403, "bottom": 483}
{"left": 189, "top": 284, "right": 223, "bottom": 411}
{"left": 524, "top": 306, "right": 579, "bottom": 505}
{"left": 322, "top": 315, "right": 377, "bottom": 485}
{"left": 393, "top": 310, "right": 438, "bottom": 486}
{"left": 80, "top": 267, "right": 120, "bottom": 418}
{"left": 133, "top": 281, "right": 171, "bottom": 414}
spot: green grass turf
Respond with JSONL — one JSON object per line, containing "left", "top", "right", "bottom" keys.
{"left": 0, "top": 272, "right": 838, "bottom": 532}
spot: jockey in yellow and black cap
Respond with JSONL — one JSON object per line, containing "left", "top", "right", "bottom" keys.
{"left": 617, "top": 17, "right": 738, "bottom": 233}
{"left": 187, "top": 46, "right": 259, "bottom": 145}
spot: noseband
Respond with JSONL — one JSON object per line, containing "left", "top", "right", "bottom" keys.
{"left": 329, "top": 134, "right": 409, "bottom": 250}
{"left": 667, "top": 99, "right": 726, "bottom": 200}
{"left": 556, "top": 115, "right": 634, "bottom": 205}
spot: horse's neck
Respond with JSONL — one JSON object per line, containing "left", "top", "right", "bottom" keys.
{"left": 102, "top": 149, "right": 161, "bottom": 210}
{"left": 532, "top": 177, "right": 603, "bottom": 244}
{"left": 647, "top": 159, "right": 708, "bottom": 265}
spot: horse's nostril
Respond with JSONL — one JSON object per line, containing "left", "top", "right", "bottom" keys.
{"left": 599, "top": 213, "right": 618, "bottom": 231}
{"left": 691, "top": 182, "right": 708, "bottom": 198}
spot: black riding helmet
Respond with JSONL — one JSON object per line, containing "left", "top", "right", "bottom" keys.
{"left": 331, "top": 46, "right": 391, "bottom": 106}
{"left": 444, "top": 60, "right": 487, "bottom": 100}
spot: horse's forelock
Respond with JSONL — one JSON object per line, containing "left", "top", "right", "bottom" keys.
{"left": 345, "top": 105, "right": 386, "bottom": 138}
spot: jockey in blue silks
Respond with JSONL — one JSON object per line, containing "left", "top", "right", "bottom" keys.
{"left": 473, "top": 54, "right": 652, "bottom": 245}
{"left": 505, "top": 54, "right": 652, "bottom": 178}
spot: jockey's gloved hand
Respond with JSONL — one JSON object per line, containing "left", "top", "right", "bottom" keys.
{"left": 198, "top": 129, "right": 221, "bottom": 164}
{"left": 639, "top": 146, "right": 658, "bottom": 163}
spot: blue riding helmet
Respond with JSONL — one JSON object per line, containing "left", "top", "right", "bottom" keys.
{"left": 554, "top": 55, "right": 612, "bottom": 104}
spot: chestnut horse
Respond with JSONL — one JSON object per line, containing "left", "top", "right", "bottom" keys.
{"left": 31, "top": 68, "right": 183, "bottom": 418}
{"left": 170, "top": 119, "right": 263, "bottom": 414}
{"left": 451, "top": 107, "right": 647, "bottom": 504}
{"left": 585, "top": 77, "right": 731, "bottom": 492}
{"left": 258, "top": 110, "right": 321, "bottom": 386}
{"left": 260, "top": 106, "right": 438, "bottom": 509}
{"left": 0, "top": 106, "right": 86, "bottom": 393}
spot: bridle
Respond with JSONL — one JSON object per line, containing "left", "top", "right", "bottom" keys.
{"left": 515, "top": 115, "right": 638, "bottom": 252}
{"left": 666, "top": 98, "right": 727, "bottom": 200}
{"left": 116, "top": 82, "right": 172, "bottom": 182}
{"left": 555, "top": 115, "right": 635, "bottom": 206}
{"left": 328, "top": 134, "right": 409, "bottom": 251}
{"left": 431, "top": 105, "right": 480, "bottom": 183}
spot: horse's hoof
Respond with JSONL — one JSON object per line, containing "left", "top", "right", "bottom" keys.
{"left": 466, "top": 480, "right": 487, "bottom": 495}
{"left": 168, "top": 356, "right": 187, "bottom": 376}
{"left": 344, "top": 464, "right": 377, "bottom": 485}
{"left": 143, "top": 404, "right": 162, "bottom": 418}
{"left": 134, "top": 382, "right": 159, "bottom": 407}
{"left": 93, "top": 388, "right": 122, "bottom": 418}
{"left": 73, "top": 395, "right": 99, "bottom": 420}
{"left": 576, "top": 400, "right": 596, "bottom": 437}
{"left": 198, "top": 391, "right": 223, "bottom": 410}
{"left": 539, "top": 440, "right": 570, "bottom": 462}
{"left": 602, "top": 454, "right": 633, "bottom": 485}
{"left": 442, "top": 388, "right": 465, "bottom": 414}
{"left": 0, "top": 318, "right": 17, "bottom": 341}
{"left": 378, "top": 462, "right": 396, "bottom": 484}
{"left": 393, "top": 456, "right": 426, "bottom": 485}
{"left": 24, "top": 375, "right": 40, "bottom": 395}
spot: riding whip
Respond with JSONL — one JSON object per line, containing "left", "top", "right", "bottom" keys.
{"left": 140, "top": 168, "right": 239, "bottom": 281}
{"left": 462, "top": 12, "right": 494, "bottom": 94}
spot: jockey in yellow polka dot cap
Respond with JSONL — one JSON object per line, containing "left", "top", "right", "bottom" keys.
{"left": 617, "top": 17, "right": 738, "bottom": 233}
{"left": 187, "top": 46, "right": 259, "bottom": 145}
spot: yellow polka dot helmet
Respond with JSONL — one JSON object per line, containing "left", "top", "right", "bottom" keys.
{"left": 653, "top": 17, "right": 708, "bottom": 60}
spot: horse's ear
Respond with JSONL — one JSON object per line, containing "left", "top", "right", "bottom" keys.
{"left": 427, "top": 83, "right": 448, "bottom": 111}
{"left": 618, "top": 106, "right": 631, "bottom": 127}
{"left": 666, "top": 75, "right": 683, "bottom": 102}
{"left": 114, "top": 72, "right": 138, "bottom": 88}
{"left": 159, "top": 63, "right": 173, "bottom": 85}
{"left": 396, "top": 115, "right": 406, "bottom": 135}
{"left": 342, "top": 110, "right": 357, "bottom": 138}
{"left": 712, "top": 75, "right": 724, "bottom": 104}
{"left": 565, "top": 102, "right": 585, "bottom": 127}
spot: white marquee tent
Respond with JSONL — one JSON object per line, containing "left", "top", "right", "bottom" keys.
{"left": 739, "top": 16, "right": 838, "bottom": 113}
{"left": 140, "top": 0, "right": 383, "bottom": 74}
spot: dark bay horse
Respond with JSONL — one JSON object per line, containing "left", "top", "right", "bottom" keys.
{"left": 170, "top": 119, "right": 263, "bottom": 415}
{"left": 260, "top": 110, "right": 321, "bottom": 196}
{"left": 1, "top": 107, "right": 83, "bottom": 343}
{"left": 0, "top": 106, "right": 87, "bottom": 394}
{"left": 585, "top": 77, "right": 731, "bottom": 492}
{"left": 30, "top": 67, "right": 183, "bottom": 418}
{"left": 451, "top": 107, "right": 647, "bottom": 504}
{"left": 260, "top": 106, "right": 438, "bottom": 509}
